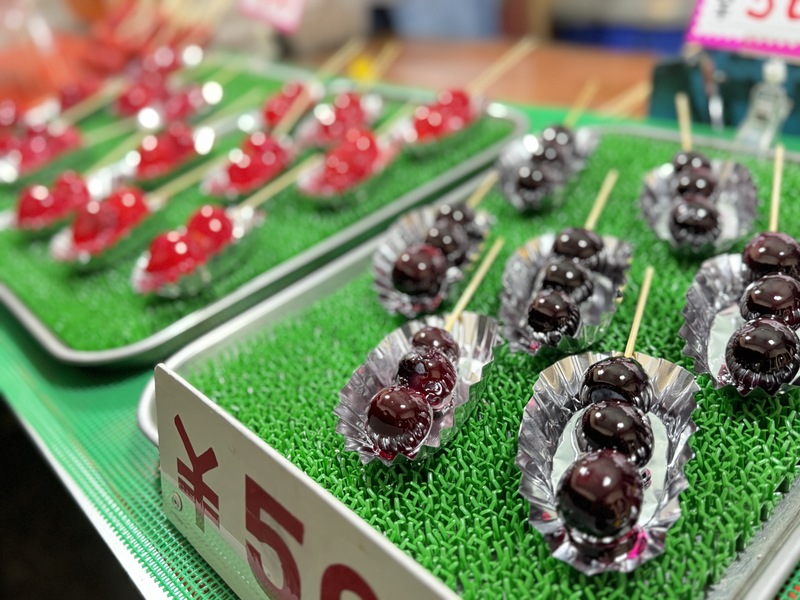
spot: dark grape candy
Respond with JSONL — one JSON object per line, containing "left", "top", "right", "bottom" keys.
{"left": 740, "top": 274, "right": 800, "bottom": 329}
{"left": 542, "top": 125, "right": 574, "bottom": 151}
{"left": 425, "top": 222, "right": 469, "bottom": 265}
{"left": 527, "top": 289, "right": 580, "bottom": 339}
{"left": 396, "top": 349, "right": 457, "bottom": 409}
{"left": 674, "top": 167, "right": 717, "bottom": 198}
{"left": 531, "top": 142, "right": 567, "bottom": 165}
{"left": 435, "top": 203, "right": 480, "bottom": 240}
{"left": 725, "top": 317, "right": 800, "bottom": 395}
{"left": 671, "top": 150, "right": 711, "bottom": 174}
{"left": 366, "top": 385, "right": 433, "bottom": 458}
{"left": 580, "top": 356, "right": 653, "bottom": 411}
{"left": 517, "top": 163, "right": 559, "bottom": 194}
{"left": 742, "top": 232, "right": 800, "bottom": 281}
{"left": 391, "top": 243, "right": 448, "bottom": 297}
{"left": 556, "top": 449, "right": 644, "bottom": 540}
{"left": 576, "top": 400, "right": 654, "bottom": 468}
{"left": 552, "top": 227, "right": 604, "bottom": 271}
{"left": 410, "top": 326, "right": 460, "bottom": 364}
{"left": 540, "top": 259, "right": 594, "bottom": 303}
{"left": 668, "top": 196, "right": 721, "bottom": 248}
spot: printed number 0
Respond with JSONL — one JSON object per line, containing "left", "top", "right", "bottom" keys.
{"left": 246, "top": 476, "right": 304, "bottom": 600}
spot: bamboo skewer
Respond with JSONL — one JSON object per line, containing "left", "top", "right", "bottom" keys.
{"left": 466, "top": 171, "right": 500, "bottom": 210}
{"left": 584, "top": 170, "right": 619, "bottom": 230}
{"left": 467, "top": 37, "right": 538, "bottom": 97}
{"left": 563, "top": 80, "right": 599, "bottom": 129}
{"left": 597, "top": 81, "right": 652, "bottom": 119}
{"left": 444, "top": 237, "right": 505, "bottom": 332}
{"left": 624, "top": 266, "right": 655, "bottom": 358}
{"left": 769, "top": 144, "right": 785, "bottom": 232}
{"left": 237, "top": 155, "right": 323, "bottom": 213}
{"left": 675, "top": 92, "right": 693, "bottom": 152}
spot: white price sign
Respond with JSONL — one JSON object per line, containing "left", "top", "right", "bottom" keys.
{"left": 238, "top": 0, "right": 306, "bottom": 33}
{"left": 155, "top": 366, "right": 457, "bottom": 600}
{"left": 687, "top": 0, "right": 800, "bottom": 57}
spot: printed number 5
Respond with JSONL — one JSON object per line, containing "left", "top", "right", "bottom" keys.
{"left": 245, "top": 476, "right": 379, "bottom": 599}
{"left": 747, "top": 0, "right": 774, "bottom": 18}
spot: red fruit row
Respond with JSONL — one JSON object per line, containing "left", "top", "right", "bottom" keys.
{"left": 224, "top": 132, "right": 289, "bottom": 194}
{"left": 136, "top": 122, "right": 196, "bottom": 180}
{"left": 16, "top": 171, "right": 90, "bottom": 230}
{"left": 1, "top": 123, "right": 82, "bottom": 176}
{"left": 412, "top": 88, "right": 473, "bottom": 142}
{"left": 314, "top": 91, "right": 367, "bottom": 145}
{"left": 71, "top": 187, "right": 150, "bottom": 255}
{"left": 317, "top": 128, "right": 380, "bottom": 193}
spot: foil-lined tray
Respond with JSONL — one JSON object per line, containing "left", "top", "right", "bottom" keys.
{"left": 679, "top": 252, "right": 800, "bottom": 396}
{"left": 640, "top": 159, "right": 758, "bottom": 254}
{"left": 500, "top": 233, "right": 631, "bottom": 356}
{"left": 372, "top": 204, "right": 492, "bottom": 318}
{"left": 497, "top": 128, "right": 599, "bottom": 212}
{"left": 516, "top": 351, "right": 698, "bottom": 575}
{"left": 335, "top": 311, "right": 500, "bottom": 466}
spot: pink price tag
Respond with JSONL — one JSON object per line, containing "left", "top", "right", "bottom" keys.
{"left": 687, "top": 0, "right": 800, "bottom": 57}
{"left": 238, "top": 0, "right": 307, "bottom": 34}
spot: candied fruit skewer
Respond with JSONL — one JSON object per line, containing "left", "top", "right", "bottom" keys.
{"left": 50, "top": 151, "right": 228, "bottom": 267}
{"left": 11, "top": 129, "right": 146, "bottom": 233}
{"left": 132, "top": 154, "right": 322, "bottom": 295}
{"left": 401, "top": 37, "right": 537, "bottom": 148}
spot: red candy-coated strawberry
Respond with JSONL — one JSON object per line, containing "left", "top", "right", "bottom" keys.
{"left": 0, "top": 99, "right": 17, "bottom": 128}
{"left": 163, "top": 85, "right": 204, "bottom": 121}
{"left": 16, "top": 185, "right": 55, "bottom": 226}
{"left": 117, "top": 74, "right": 166, "bottom": 116}
{"left": 413, "top": 105, "right": 446, "bottom": 141}
{"left": 342, "top": 128, "right": 378, "bottom": 173}
{"left": 333, "top": 92, "right": 365, "bottom": 126}
{"left": 72, "top": 200, "right": 119, "bottom": 251}
{"left": 145, "top": 230, "right": 208, "bottom": 282}
{"left": 105, "top": 186, "right": 149, "bottom": 230}
{"left": 226, "top": 153, "right": 268, "bottom": 191}
{"left": 52, "top": 170, "right": 91, "bottom": 211}
{"left": 59, "top": 76, "right": 102, "bottom": 110}
{"left": 262, "top": 81, "right": 305, "bottom": 128}
{"left": 436, "top": 88, "right": 471, "bottom": 120}
{"left": 140, "top": 45, "right": 179, "bottom": 76}
{"left": 136, "top": 123, "right": 194, "bottom": 179}
{"left": 186, "top": 204, "right": 233, "bottom": 253}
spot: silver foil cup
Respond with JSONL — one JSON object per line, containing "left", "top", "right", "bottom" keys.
{"left": 640, "top": 160, "right": 758, "bottom": 254}
{"left": 373, "top": 204, "right": 492, "bottom": 318}
{"left": 500, "top": 233, "right": 632, "bottom": 356}
{"left": 679, "top": 252, "right": 800, "bottom": 396}
{"left": 516, "top": 351, "right": 698, "bottom": 575}
{"left": 131, "top": 206, "right": 262, "bottom": 298}
{"left": 497, "top": 128, "right": 599, "bottom": 212}
{"left": 335, "top": 311, "right": 501, "bottom": 466}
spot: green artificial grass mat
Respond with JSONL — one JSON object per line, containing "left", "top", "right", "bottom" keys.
{"left": 187, "top": 132, "right": 800, "bottom": 599}
{"left": 0, "top": 72, "right": 514, "bottom": 352}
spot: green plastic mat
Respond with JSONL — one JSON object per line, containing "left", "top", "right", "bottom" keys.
{"left": 0, "top": 82, "right": 512, "bottom": 352}
{"left": 1, "top": 100, "right": 799, "bottom": 600}
{"left": 779, "top": 566, "right": 800, "bottom": 599}
{"left": 186, "top": 132, "right": 800, "bottom": 599}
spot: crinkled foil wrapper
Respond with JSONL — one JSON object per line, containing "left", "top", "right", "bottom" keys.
{"left": 500, "top": 233, "right": 632, "bottom": 356}
{"left": 373, "top": 204, "right": 492, "bottom": 318}
{"left": 201, "top": 135, "right": 296, "bottom": 201}
{"left": 640, "top": 160, "right": 758, "bottom": 254}
{"left": 335, "top": 311, "right": 501, "bottom": 466}
{"left": 131, "top": 206, "right": 263, "bottom": 298}
{"left": 497, "top": 128, "right": 600, "bottom": 212}
{"left": 294, "top": 92, "right": 383, "bottom": 150}
{"left": 516, "top": 351, "right": 698, "bottom": 575}
{"left": 679, "top": 252, "right": 800, "bottom": 397}
{"left": 296, "top": 136, "right": 401, "bottom": 208}
{"left": 390, "top": 97, "right": 487, "bottom": 158}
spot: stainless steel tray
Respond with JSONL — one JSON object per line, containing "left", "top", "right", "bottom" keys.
{"left": 138, "top": 125, "right": 800, "bottom": 599}
{"left": 0, "top": 72, "right": 527, "bottom": 367}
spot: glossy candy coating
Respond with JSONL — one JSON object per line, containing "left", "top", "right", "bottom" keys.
{"left": 552, "top": 228, "right": 604, "bottom": 271}
{"left": 580, "top": 356, "right": 653, "bottom": 411}
{"left": 425, "top": 222, "right": 469, "bottom": 265}
{"left": 527, "top": 289, "right": 580, "bottom": 336}
{"left": 671, "top": 150, "right": 711, "bottom": 174}
{"left": 365, "top": 385, "right": 433, "bottom": 459}
{"left": 556, "top": 449, "right": 644, "bottom": 540}
{"left": 725, "top": 317, "right": 800, "bottom": 395}
{"left": 391, "top": 243, "right": 448, "bottom": 297}
{"left": 668, "top": 196, "right": 721, "bottom": 248}
{"left": 740, "top": 274, "right": 800, "bottom": 328}
{"left": 742, "top": 232, "right": 800, "bottom": 281}
{"left": 186, "top": 205, "right": 234, "bottom": 253}
{"left": 396, "top": 349, "right": 457, "bottom": 409}
{"left": 540, "top": 259, "right": 594, "bottom": 303}
{"left": 576, "top": 400, "right": 655, "bottom": 468}
{"left": 410, "top": 326, "right": 460, "bottom": 364}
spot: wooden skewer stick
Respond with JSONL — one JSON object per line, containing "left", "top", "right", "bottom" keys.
{"left": 467, "top": 36, "right": 538, "bottom": 97}
{"left": 317, "top": 38, "right": 368, "bottom": 80}
{"left": 563, "top": 80, "right": 599, "bottom": 129}
{"left": 85, "top": 130, "right": 146, "bottom": 174}
{"left": 583, "top": 169, "right": 619, "bottom": 230}
{"left": 597, "top": 80, "right": 652, "bottom": 119}
{"left": 60, "top": 78, "right": 127, "bottom": 124}
{"left": 237, "top": 155, "right": 323, "bottom": 213}
{"left": 624, "top": 266, "right": 655, "bottom": 358}
{"left": 675, "top": 92, "right": 692, "bottom": 152}
{"left": 444, "top": 237, "right": 506, "bottom": 332}
{"left": 148, "top": 153, "right": 229, "bottom": 209}
{"left": 466, "top": 170, "right": 500, "bottom": 210}
{"left": 769, "top": 144, "right": 785, "bottom": 232}
{"left": 82, "top": 117, "right": 139, "bottom": 147}
{"left": 370, "top": 40, "right": 401, "bottom": 83}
